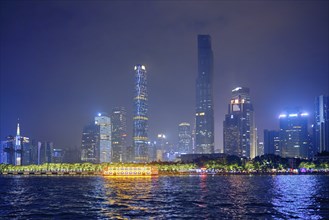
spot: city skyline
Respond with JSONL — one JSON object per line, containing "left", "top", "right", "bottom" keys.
{"left": 1, "top": 1, "right": 328, "bottom": 151}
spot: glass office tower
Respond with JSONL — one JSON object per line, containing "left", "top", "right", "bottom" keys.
{"left": 195, "top": 35, "right": 215, "bottom": 154}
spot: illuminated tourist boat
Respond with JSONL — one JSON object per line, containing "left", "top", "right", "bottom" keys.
{"left": 103, "top": 166, "right": 158, "bottom": 176}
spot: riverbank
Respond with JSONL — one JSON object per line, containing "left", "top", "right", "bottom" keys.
{"left": 1, "top": 171, "right": 329, "bottom": 176}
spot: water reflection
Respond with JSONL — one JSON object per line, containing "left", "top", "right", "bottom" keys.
{"left": 0, "top": 175, "right": 328, "bottom": 219}
{"left": 272, "top": 175, "right": 323, "bottom": 219}
{"left": 102, "top": 176, "right": 154, "bottom": 219}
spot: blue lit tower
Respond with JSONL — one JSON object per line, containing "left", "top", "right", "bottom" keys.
{"left": 314, "top": 95, "right": 329, "bottom": 153}
{"left": 15, "top": 121, "right": 22, "bottom": 165}
{"left": 133, "top": 64, "right": 149, "bottom": 162}
{"left": 195, "top": 35, "right": 215, "bottom": 154}
{"left": 279, "top": 110, "right": 310, "bottom": 158}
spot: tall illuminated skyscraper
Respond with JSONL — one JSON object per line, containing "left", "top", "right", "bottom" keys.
{"left": 15, "top": 121, "right": 22, "bottom": 165}
{"left": 314, "top": 95, "right": 329, "bottom": 153}
{"left": 81, "top": 122, "right": 100, "bottom": 163}
{"left": 195, "top": 35, "right": 214, "bottom": 154}
{"left": 279, "top": 110, "right": 310, "bottom": 158}
{"left": 178, "top": 122, "right": 192, "bottom": 154}
{"left": 0, "top": 121, "right": 30, "bottom": 165}
{"left": 111, "top": 107, "right": 127, "bottom": 162}
{"left": 223, "top": 87, "right": 256, "bottom": 158}
{"left": 95, "top": 113, "right": 111, "bottom": 163}
{"left": 133, "top": 64, "right": 149, "bottom": 162}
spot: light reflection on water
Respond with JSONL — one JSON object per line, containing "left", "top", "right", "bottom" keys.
{"left": 0, "top": 175, "right": 328, "bottom": 219}
{"left": 272, "top": 175, "right": 325, "bottom": 219}
{"left": 102, "top": 176, "right": 154, "bottom": 219}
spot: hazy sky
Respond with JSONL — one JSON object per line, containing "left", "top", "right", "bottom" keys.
{"left": 1, "top": 1, "right": 328, "bottom": 151}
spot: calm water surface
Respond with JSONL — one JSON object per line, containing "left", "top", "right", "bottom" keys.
{"left": 0, "top": 175, "right": 329, "bottom": 219}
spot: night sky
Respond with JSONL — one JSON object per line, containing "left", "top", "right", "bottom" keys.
{"left": 1, "top": 1, "right": 328, "bottom": 152}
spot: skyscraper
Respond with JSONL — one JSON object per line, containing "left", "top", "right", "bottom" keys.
{"left": 195, "top": 35, "right": 214, "bottom": 154}
{"left": 1, "top": 136, "right": 15, "bottom": 164}
{"left": 314, "top": 95, "right": 329, "bottom": 153}
{"left": 37, "top": 141, "right": 54, "bottom": 164}
{"left": 156, "top": 133, "right": 167, "bottom": 161}
{"left": 264, "top": 130, "right": 280, "bottom": 155}
{"left": 15, "top": 122, "right": 22, "bottom": 165}
{"left": 223, "top": 87, "right": 256, "bottom": 158}
{"left": 178, "top": 122, "right": 192, "bottom": 154}
{"left": 111, "top": 107, "right": 127, "bottom": 162}
{"left": 279, "top": 111, "right": 310, "bottom": 158}
{"left": 0, "top": 122, "right": 30, "bottom": 165}
{"left": 95, "top": 113, "right": 111, "bottom": 163}
{"left": 81, "top": 122, "right": 100, "bottom": 163}
{"left": 133, "top": 64, "right": 149, "bottom": 162}
{"left": 257, "top": 141, "right": 264, "bottom": 156}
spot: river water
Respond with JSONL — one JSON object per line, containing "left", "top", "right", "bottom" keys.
{"left": 0, "top": 175, "right": 328, "bottom": 219}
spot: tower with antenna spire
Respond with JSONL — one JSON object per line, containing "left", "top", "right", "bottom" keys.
{"left": 16, "top": 119, "right": 20, "bottom": 136}
{"left": 0, "top": 120, "right": 30, "bottom": 165}
{"left": 15, "top": 119, "right": 22, "bottom": 165}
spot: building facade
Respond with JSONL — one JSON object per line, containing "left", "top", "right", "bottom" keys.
{"left": 95, "top": 113, "right": 111, "bottom": 163}
{"left": 156, "top": 133, "right": 167, "bottom": 161}
{"left": 111, "top": 107, "right": 127, "bottom": 162}
{"left": 279, "top": 111, "right": 310, "bottom": 158}
{"left": 0, "top": 122, "right": 30, "bottom": 165}
{"left": 257, "top": 141, "right": 264, "bottom": 157}
{"left": 178, "top": 122, "right": 192, "bottom": 154}
{"left": 314, "top": 95, "right": 329, "bottom": 153}
{"left": 264, "top": 130, "right": 280, "bottom": 155}
{"left": 223, "top": 87, "right": 256, "bottom": 158}
{"left": 133, "top": 64, "right": 149, "bottom": 162}
{"left": 1, "top": 136, "right": 15, "bottom": 164}
{"left": 81, "top": 122, "right": 100, "bottom": 163}
{"left": 195, "top": 35, "right": 215, "bottom": 154}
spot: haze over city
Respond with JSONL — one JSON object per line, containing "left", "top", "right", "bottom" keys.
{"left": 1, "top": 1, "right": 328, "bottom": 152}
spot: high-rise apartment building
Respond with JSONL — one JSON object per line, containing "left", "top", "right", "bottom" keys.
{"left": 178, "top": 122, "right": 192, "bottom": 154}
{"left": 223, "top": 87, "right": 256, "bottom": 158}
{"left": 314, "top": 95, "right": 329, "bottom": 153}
{"left": 279, "top": 111, "right": 310, "bottom": 158}
{"left": 95, "top": 113, "right": 111, "bottom": 163}
{"left": 133, "top": 64, "right": 149, "bottom": 162}
{"left": 264, "top": 130, "right": 280, "bottom": 155}
{"left": 111, "top": 107, "right": 127, "bottom": 162}
{"left": 81, "top": 122, "right": 100, "bottom": 163}
{"left": 195, "top": 35, "right": 215, "bottom": 154}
